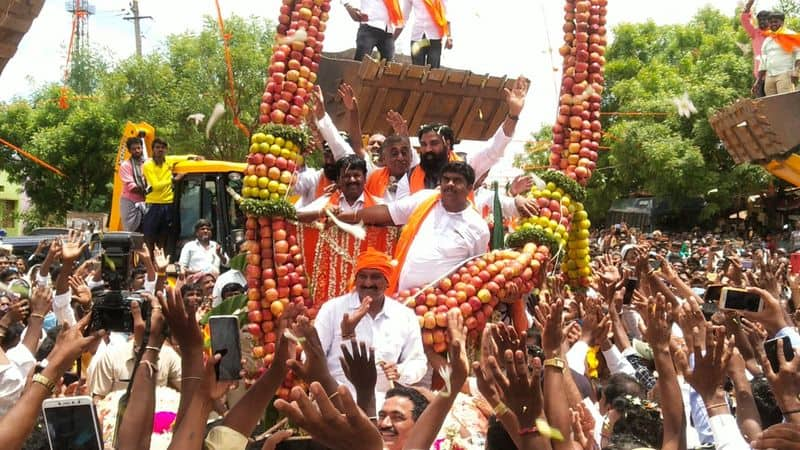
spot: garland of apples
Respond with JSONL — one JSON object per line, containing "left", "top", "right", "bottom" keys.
{"left": 241, "top": 0, "right": 332, "bottom": 400}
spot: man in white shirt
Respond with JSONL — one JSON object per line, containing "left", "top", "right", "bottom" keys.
{"left": 296, "top": 155, "right": 383, "bottom": 221}
{"left": 758, "top": 11, "right": 800, "bottom": 95}
{"left": 364, "top": 135, "right": 414, "bottom": 203}
{"left": 344, "top": 0, "right": 405, "bottom": 62}
{"left": 339, "top": 162, "right": 489, "bottom": 292}
{"left": 395, "top": 76, "right": 529, "bottom": 199}
{"left": 400, "top": 0, "right": 451, "bottom": 68}
{"left": 313, "top": 248, "right": 426, "bottom": 406}
{"left": 178, "top": 219, "right": 227, "bottom": 275}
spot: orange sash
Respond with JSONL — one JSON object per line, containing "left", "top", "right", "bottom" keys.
{"left": 315, "top": 175, "right": 332, "bottom": 199}
{"left": 383, "top": 0, "right": 404, "bottom": 26}
{"left": 365, "top": 167, "right": 391, "bottom": 197}
{"left": 422, "top": 0, "right": 448, "bottom": 37}
{"left": 766, "top": 29, "right": 800, "bottom": 53}
{"left": 325, "top": 191, "right": 380, "bottom": 209}
{"left": 387, "top": 192, "right": 441, "bottom": 294}
{"left": 407, "top": 152, "right": 462, "bottom": 194}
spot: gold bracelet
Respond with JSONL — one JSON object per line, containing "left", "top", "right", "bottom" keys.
{"left": 32, "top": 373, "right": 57, "bottom": 395}
{"left": 494, "top": 402, "right": 509, "bottom": 416}
{"left": 30, "top": 313, "right": 45, "bottom": 320}
{"left": 145, "top": 346, "right": 161, "bottom": 353}
{"left": 706, "top": 402, "right": 728, "bottom": 411}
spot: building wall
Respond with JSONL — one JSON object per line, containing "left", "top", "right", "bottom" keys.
{"left": 0, "top": 170, "right": 23, "bottom": 236}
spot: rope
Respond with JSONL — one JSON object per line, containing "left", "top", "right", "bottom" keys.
{"left": 58, "top": 1, "right": 81, "bottom": 110}
{"left": 213, "top": 0, "right": 250, "bottom": 138}
{"left": 0, "top": 136, "right": 66, "bottom": 177}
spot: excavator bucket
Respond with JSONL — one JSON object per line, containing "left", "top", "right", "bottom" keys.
{"left": 317, "top": 54, "right": 515, "bottom": 142}
{"left": 710, "top": 91, "right": 800, "bottom": 186}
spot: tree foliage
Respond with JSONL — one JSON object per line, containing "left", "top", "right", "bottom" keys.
{"left": 0, "top": 15, "right": 274, "bottom": 229}
{"left": 522, "top": 7, "right": 771, "bottom": 224}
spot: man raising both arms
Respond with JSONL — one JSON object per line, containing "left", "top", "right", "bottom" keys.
{"left": 338, "top": 161, "right": 489, "bottom": 293}
{"left": 395, "top": 76, "right": 529, "bottom": 199}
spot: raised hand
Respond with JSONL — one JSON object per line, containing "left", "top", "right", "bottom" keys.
{"left": 338, "top": 83, "right": 357, "bottom": 111}
{"left": 153, "top": 245, "right": 170, "bottom": 273}
{"left": 642, "top": 293, "right": 672, "bottom": 351}
{"left": 341, "top": 296, "right": 372, "bottom": 338}
{"left": 490, "top": 322, "right": 524, "bottom": 357}
{"left": 160, "top": 285, "right": 203, "bottom": 351}
{"left": 488, "top": 349, "right": 543, "bottom": 427}
{"left": 686, "top": 326, "right": 733, "bottom": 401}
{"left": 534, "top": 293, "right": 564, "bottom": 358}
{"left": 29, "top": 285, "right": 52, "bottom": 318}
{"left": 740, "top": 287, "right": 788, "bottom": 336}
{"left": 48, "top": 313, "right": 105, "bottom": 373}
{"left": 504, "top": 76, "right": 530, "bottom": 117}
{"left": 287, "top": 316, "right": 333, "bottom": 385}
{"left": 446, "top": 308, "right": 469, "bottom": 392}
{"left": 311, "top": 85, "right": 326, "bottom": 120}
{"left": 508, "top": 174, "right": 534, "bottom": 196}
{"left": 514, "top": 196, "right": 539, "bottom": 217}
{"left": 60, "top": 230, "right": 87, "bottom": 262}
{"left": 753, "top": 335, "right": 800, "bottom": 414}
{"left": 752, "top": 423, "right": 800, "bottom": 450}
{"left": 68, "top": 275, "right": 92, "bottom": 305}
{"left": 340, "top": 339, "right": 377, "bottom": 395}
{"left": 385, "top": 110, "right": 409, "bottom": 137}
{"left": 274, "top": 383, "right": 382, "bottom": 450}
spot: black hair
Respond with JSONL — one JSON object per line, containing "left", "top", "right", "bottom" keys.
{"left": 441, "top": 161, "right": 475, "bottom": 187}
{"left": 385, "top": 385, "right": 430, "bottom": 421}
{"left": 152, "top": 137, "right": 169, "bottom": 148}
{"left": 769, "top": 10, "right": 785, "bottom": 20}
{"left": 600, "top": 373, "right": 643, "bottom": 406}
{"left": 126, "top": 136, "right": 142, "bottom": 150}
{"left": 335, "top": 154, "right": 368, "bottom": 177}
{"left": 0, "top": 268, "right": 18, "bottom": 283}
{"left": 417, "top": 123, "right": 455, "bottom": 149}
{"left": 180, "top": 282, "right": 203, "bottom": 298}
{"left": 752, "top": 376, "right": 783, "bottom": 427}
{"left": 381, "top": 134, "right": 410, "bottom": 153}
{"left": 609, "top": 397, "right": 663, "bottom": 449}
{"left": 194, "top": 218, "right": 213, "bottom": 232}
{"left": 756, "top": 10, "right": 770, "bottom": 19}
{"left": 603, "top": 432, "right": 659, "bottom": 450}
{"left": 221, "top": 282, "right": 245, "bottom": 298}
{"left": 1, "top": 322, "right": 24, "bottom": 350}
{"left": 485, "top": 415, "right": 516, "bottom": 450}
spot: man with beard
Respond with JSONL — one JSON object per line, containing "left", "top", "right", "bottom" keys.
{"left": 364, "top": 135, "right": 413, "bottom": 203}
{"left": 758, "top": 11, "right": 800, "bottom": 96}
{"left": 366, "top": 133, "right": 386, "bottom": 166}
{"left": 395, "top": 76, "right": 529, "bottom": 199}
{"left": 313, "top": 248, "right": 426, "bottom": 407}
{"left": 296, "top": 155, "right": 382, "bottom": 222}
{"left": 178, "top": 219, "right": 227, "bottom": 275}
{"left": 338, "top": 162, "right": 489, "bottom": 292}
{"left": 119, "top": 137, "right": 148, "bottom": 232}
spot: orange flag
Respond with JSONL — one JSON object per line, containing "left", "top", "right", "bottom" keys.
{"left": 383, "top": 0, "right": 404, "bottom": 26}
{"left": 766, "top": 29, "right": 800, "bottom": 53}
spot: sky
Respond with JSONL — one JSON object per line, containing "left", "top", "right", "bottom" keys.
{"left": 0, "top": 0, "right": 781, "bottom": 181}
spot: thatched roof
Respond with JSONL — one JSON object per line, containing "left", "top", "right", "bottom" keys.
{"left": 0, "top": 0, "right": 45, "bottom": 76}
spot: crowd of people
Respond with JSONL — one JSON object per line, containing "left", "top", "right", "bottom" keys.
{"left": 742, "top": 0, "right": 800, "bottom": 96}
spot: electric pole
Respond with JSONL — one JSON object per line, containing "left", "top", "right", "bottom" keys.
{"left": 124, "top": 0, "right": 152, "bottom": 57}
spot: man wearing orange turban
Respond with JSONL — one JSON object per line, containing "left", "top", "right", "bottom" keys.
{"left": 313, "top": 247, "right": 426, "bottom": 408}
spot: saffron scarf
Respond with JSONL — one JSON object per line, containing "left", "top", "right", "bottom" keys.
{"left": 387, "top": 192, "right": 441, "bottom": 293}
{"left": 407, "top": 152, "right": 463, "bottom": 194}
{"left": 422, "top": 0, "right": 448, "bottom": 37}
{"left": 325, "top": 190, "right": 380, "bottom": 209}
{"left": 765, "top": 27, "right": 800, "bottom": 53}
{"left": 315, "top": 175, "right": 333, "bottom": 199}
{"left": 383, "top": 0, "right": 404, "bottom": 26}
{"left": 365, "top": 167, "right": 392, "bottom": 197}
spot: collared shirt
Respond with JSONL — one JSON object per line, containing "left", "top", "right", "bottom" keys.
{"left": 741, "top": 12, "right": 766, "bottom": 76}
{"left": 142, "top": 155, "right": 192, "bottom": 204}
{"left": 89, "top": 340, "right": 182, "bottom": 398}
{"left": 119, "top": 157, "right": 147, "bottom": 202}
{"left": 297, "top": 191, "right": 383, "bottom": 215}
{"left": 0, "top": 362, "right": 26, "bottom": 417}
{"left": 178, "top": 239, "right": 224, "bottom": 274}
{"left": 474, "top": 187, "right": 518, "bottom": 219}
{"left": 314, "top": 291, "right": 427, "bottom": 402}
{"left": 395, "top": 125, "right": 513, "bottom": 199}
{"left": 388, "top": 190, "right": 490, "bottom": 291}
{"left": 761, "top": 28, "right": 800, "bottom": 76}
{"left": 352, "top": 0, "right": 401, "bottom": 33}
{"left": 401, "top": 0, "right": 448, "bottom": 40}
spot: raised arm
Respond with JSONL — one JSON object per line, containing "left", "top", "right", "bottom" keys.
{"left": 339, "top": 83, "right": 366, "bottom": 159}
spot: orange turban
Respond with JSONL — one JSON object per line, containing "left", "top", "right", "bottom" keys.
{"left": 353, "top": 247, "right": 394, "bottom": 283}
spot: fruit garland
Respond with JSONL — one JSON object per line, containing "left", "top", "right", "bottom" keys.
{"left": 241, "top": 0, "right": 332, "bottom": 401}
{"left": 549, "top": 0, "right": 607, "bottom": 186}
{"left": 260, "top": 0, "right": 330, "bottom": 126}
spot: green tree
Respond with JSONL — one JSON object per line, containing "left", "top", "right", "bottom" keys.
{"left": 576, "top": 7, "right": 770, "bottom": 223}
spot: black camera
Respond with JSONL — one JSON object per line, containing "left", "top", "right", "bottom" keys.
{"left": 89, "top": 291, "right": 148, "bottom": 333}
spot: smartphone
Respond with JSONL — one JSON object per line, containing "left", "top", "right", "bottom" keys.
{"left": 720, "top": 287, "right": 763, "bottom": 313}
{"left": 42, "top": 396, "right": 103, "bottom": 450}
{"left": 275, "top": 436, "right": 315, "bottom": 450}
{"left": 704, "top": 285, "right": 723, "bottom": 304}
{"left": 622, "top": 278, "right": 638, "bottom": 305}
{"left": 764, "top": 336, "right": 795, "bottom": 373}
{"left": 741, "top": 259, "right": 753, "bottom": 270}
{"left": 209, "top": 315, "right": 242, "bottom": 381}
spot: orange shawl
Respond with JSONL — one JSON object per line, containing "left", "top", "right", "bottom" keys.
{"left": 365, "top": 167, "right": 391, "bottom": 198}
{"left": 422, "top": 0, "right": 448, "bottom": 37}
{"left": 315, "top": 174, "right": 332, "bottom": 199}
{"left": 383, "top": 0, "right": 404, "bottom": 26}
{"left": 387, "top": 192, "right": 441, "bottom": 294}
{"left": 766, "top": 29, "right": 800, "bottom": 53}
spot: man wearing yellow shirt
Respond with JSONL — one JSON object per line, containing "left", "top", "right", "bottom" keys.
{"left": 142, "top": 138, "right": 203, "bottom": 251}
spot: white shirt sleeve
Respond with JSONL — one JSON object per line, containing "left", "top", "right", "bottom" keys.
{"left": 0, "top": 363, "right": 26, "bottom": 416}
{"left": 396, "top": 311, "right": 428, "bottom": 386}
{"left": 313, "top": 300, "right": 337, "bottom": 356}
{"left": 387, "top": 190, "right": 433, "bottom": 225}
{"left": 601, "top": 345, "right": 636, "bottom": 376}
{"left": 6, "top": 344, "right": 37, "bottom": 377}
{"left": 52, "top": 290, "right": 76, "bottom": 326}
{"left": 466, "top": 125, "right": 513, "bottom": 181}
{"left": 178, "top": 242, "right": 192, "bottom": 270}
{"left": 36, "top": 271, "right": 51, "bottom": 287}
{"left": 294, "top": 169, "right": 323, "bottom": 207}
{"left": 394, "top": 172, "right": 412, "bottom": 200}
{"left": 708, "top": 413, "right": 750, "bottom": 450}
{"left": 566, "top": 340, "right": 589, "bottom": 375}
{"left": 316, "top": 113, "right": 355, "bottom": 161}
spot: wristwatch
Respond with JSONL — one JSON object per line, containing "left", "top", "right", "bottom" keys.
{"left": 543, "top": 357, "right": 566, "bottom": 371}
{"left": 33, "top": 373, "right": 57, "bottom": 395}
